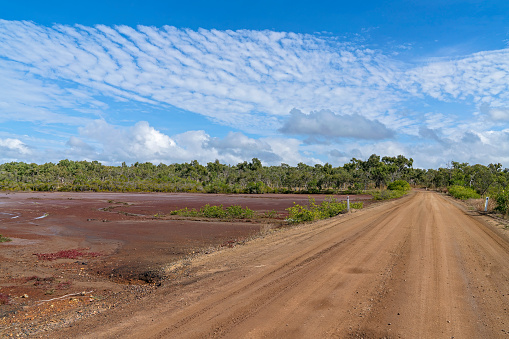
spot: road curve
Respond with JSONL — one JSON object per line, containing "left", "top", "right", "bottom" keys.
{"left": 56, "top": 191, "right": 509, "bottom": 338}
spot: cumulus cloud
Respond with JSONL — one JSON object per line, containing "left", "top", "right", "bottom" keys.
{"left": 0, "top": 138, "right": 30, "bottom": 154}
{"left": 0, "top": 138, "right": 31, "bottom": 162}
{"left": 77, "top": 120, "right": 178, "bottom": 163}
{"left": 71, "top": 120, "right": 308, "bottom": 165}
{"left": 279, "top": 109, "right": 394, "bottom": 140}
{"left": 207, "top": 132, "right": 282, "bottom": 163}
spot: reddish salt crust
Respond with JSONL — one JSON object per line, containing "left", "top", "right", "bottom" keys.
{"left": 33, "top": 249, "right": 101, "bottom": 261}
{"left": 0, "top": 193, "right": 370, "bottom": 293}
{"left": 0, "top": 192, "right": 370, "bottom": 265}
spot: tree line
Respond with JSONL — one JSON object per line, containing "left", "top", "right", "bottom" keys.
{"left": 0, "top": 155, "right": 508, "bottom": 200}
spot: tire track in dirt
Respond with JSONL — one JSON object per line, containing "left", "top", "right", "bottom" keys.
{"left": 353, "top": 192, "right": 509, "bottom": 338}
{"left": 50, "top": 191, "right": 509, "bottom": 338}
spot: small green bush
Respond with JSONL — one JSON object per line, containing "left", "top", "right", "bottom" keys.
{"left": 200, "top": 204, "right": 227, "bottom": 218}
{"left": 170, "top": 207, "right": 199, "bottom": 217}
{"left": 170, "top": 204, "right": 255, "bottom": 219}
{"left": 286, "top": 196, "right": 362, "bottom": 224}
{"left": 448, "top": 185, "right": 480, "bottom": 200}
{"left": 494, "top": 190, "right": 509, "bottom": 215}
{"left": 0, "top": 234, "right": 12, "bottom": 243}
{"left": 226, "top": 205, "right": 254, "bottom": 219}
{"left": 350, "top": 202, "right": 364, "bottom": 209}
{"left": 387, "top": 180, "right": 411, "bottom": 191}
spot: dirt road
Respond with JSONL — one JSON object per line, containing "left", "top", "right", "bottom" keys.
{"left": 52, "top": 191, "right": 509, "bottom": 338}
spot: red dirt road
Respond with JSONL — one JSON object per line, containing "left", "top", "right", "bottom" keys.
{"left": 50, "top": 191, "right": 509, "bottom": 338}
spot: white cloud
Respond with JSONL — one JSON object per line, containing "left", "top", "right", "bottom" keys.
{"left": 406, "top": 49, "right": 509, "bottom": 106}
{"left": 0, "top": 20, "right": 403, "bottom": 130}
{"left": 0, "top": 59, "right": 101, "bottom": 125}
{"left": 207, "top": 132, "right": 281, "bottom": 163}
{"left": 71, "top": 120, "right": 311, "bottom": 166}
{"left": 0, "top": 138, "right": 30, "bottom": 154}
{"left": 0, "top": 138, "right": 31, "bottom": 162}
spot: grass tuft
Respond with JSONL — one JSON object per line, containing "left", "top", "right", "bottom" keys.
{"left": 0, "top": 234, "right": 12, "bottom": 243}
{"left": 448, "top": 185, "right": 480, "bottom": 200}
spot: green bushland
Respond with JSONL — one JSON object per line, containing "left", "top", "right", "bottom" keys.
{"left": 448, "top": 185, "right": 481, "bottom": 200}
{"left": 4, "top": 155, "right": 509, "bottom": 203}
{"left": 286, "top": 196, "right": 363, "bottom": 224}
{"left": 0, "top": 234, "right": 12, "bottom": 243}
{"left": 170, "top": 204, "right": 255, "bottom": 219}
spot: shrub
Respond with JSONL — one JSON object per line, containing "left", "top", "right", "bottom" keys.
{"left": 286, "top": 196, "right": 362, "bottom": 224}
{"left": 0, "top": 234, "right": 12, "bottom": 243}
{"left": 351, "top": 202, "right": 364, "bottom": 209}
{"left": 200, "top": 204, "right": 227, "bottom": 218}
{"left": 448, "top": 185, "right": 480, "bottom": 200}
{"left": 170, "top": 207, "right": 198, "bottom": 217}
{"left": 226, "top": 205, "right": 254, "bottom": 219}
{"left": 170, "top": 204, "right": 255, "bottom": 219}
{"left": 387, "top": 180, "right": 411, "bottom": 191}
{"left": 286, "top": 203, "right": 317, "bottom": 223}
{"left": 494, "top": 190, "right": 509, "bottom": 215}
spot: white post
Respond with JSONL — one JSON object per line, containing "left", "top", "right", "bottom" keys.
{"left": 347, "top": 196, "right": 350, "bottom": 212}
{"left": 484, "top": 197, "right": 489, "bottom": 212}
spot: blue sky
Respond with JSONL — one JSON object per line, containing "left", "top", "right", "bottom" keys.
{"left": 1, "top": 1, "right": 509, "bottom": 168}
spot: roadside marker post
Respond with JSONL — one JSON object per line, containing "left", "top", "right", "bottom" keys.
{"left": 347, "top": 196, "right": 350, "bottom": 212}
{"left": 485, "top": 197, "right": 489, "bottom": 212}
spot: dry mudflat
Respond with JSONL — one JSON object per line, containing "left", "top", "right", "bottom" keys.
{"left": 2, "top": 191, "right": 509, "bottom": 338}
